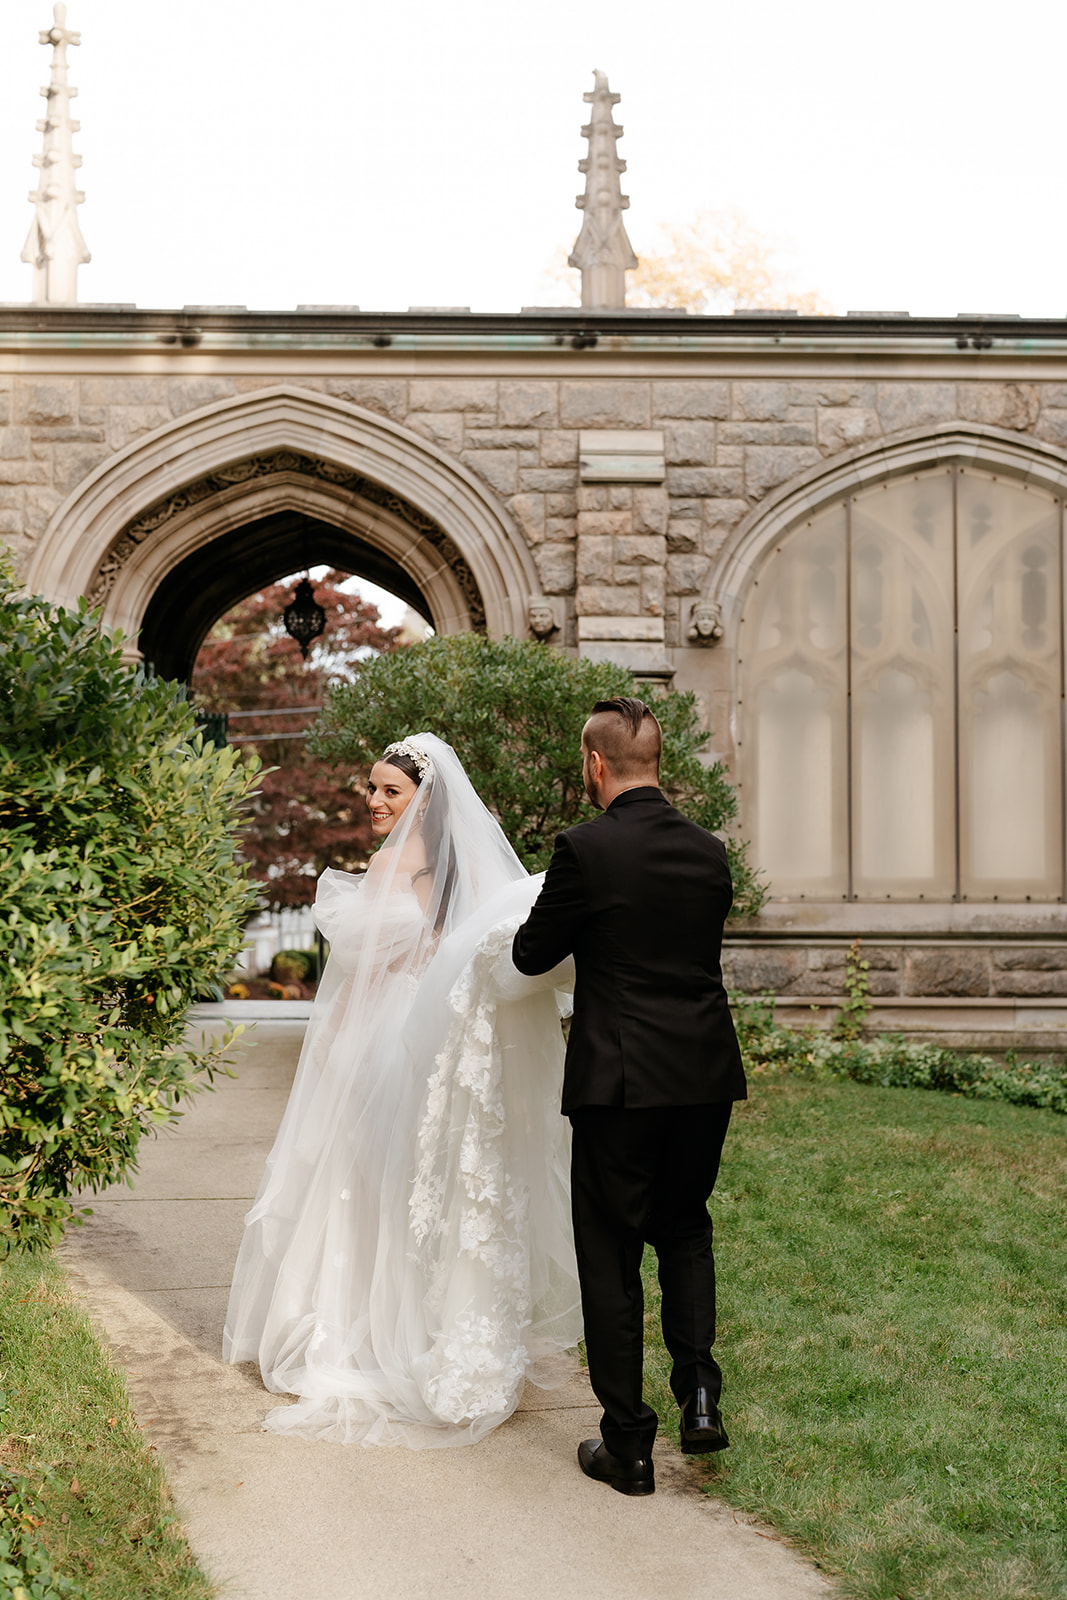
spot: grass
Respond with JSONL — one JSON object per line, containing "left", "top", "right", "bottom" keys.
{"left": 642, "top": 1076, "right": 1067, "bottom": 1600}
{"left": 0, "top": 1248, "right": 215, "bottom": 1600}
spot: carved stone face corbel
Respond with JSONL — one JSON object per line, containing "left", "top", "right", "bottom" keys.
{"left": 687, "top": 600, "right": 724, "bottom": 645}
{"left": 528, "top": 596, "right": 562, "bottom": 640}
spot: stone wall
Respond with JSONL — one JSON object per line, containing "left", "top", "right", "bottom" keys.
{"left": 722, "top": 941, "right": 1067, "bottom": 999}
{"left": 5, "top": 370, "right": 1067, "bottom": 660}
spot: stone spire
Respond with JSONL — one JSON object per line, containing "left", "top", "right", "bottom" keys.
{"left": 568, "top": 70, "right": 638, "bottom": 310}
{"left": 21, "top": 3, "right": 90, "bottom": 304}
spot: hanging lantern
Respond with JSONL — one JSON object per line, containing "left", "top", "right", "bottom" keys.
{"left": 283, "top": 577, "right": 326, "bottom": 660}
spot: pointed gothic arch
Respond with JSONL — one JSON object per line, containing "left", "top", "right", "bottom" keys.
{"left": 24, "top": 385, "right": 539, "bottom": 673}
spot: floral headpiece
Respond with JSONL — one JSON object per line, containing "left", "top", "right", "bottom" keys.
{"left": 383, "top": 738, "right": 433, "bottom": 781}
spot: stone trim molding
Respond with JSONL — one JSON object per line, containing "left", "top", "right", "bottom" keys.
{"left": 84, "top": 448, "right": 487, "bottom": 631}
{"left": 24, "top": 384, "right": 540, "bottom": 642}
{"left": 705, "top": 420, "right": 1067, "bottom": 623}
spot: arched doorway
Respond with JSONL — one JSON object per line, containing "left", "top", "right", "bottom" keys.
{"left": 25, "top": 386, "right": 540, "bottom": 671}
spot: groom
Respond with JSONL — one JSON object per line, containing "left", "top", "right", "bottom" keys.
{"left": 513, "top": 696, "right": 746, "bottom": 1497}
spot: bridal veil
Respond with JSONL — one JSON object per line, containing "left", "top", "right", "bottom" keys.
{"left": 223, "top": 733, "right": 581, "bottom": 1446}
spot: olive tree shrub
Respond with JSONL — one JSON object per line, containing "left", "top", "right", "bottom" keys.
{"left": 0, "top": 572, "right": 261, "bottom": 1250}
{"left": 310, "top": 632, "right": 765, "bottom": 915}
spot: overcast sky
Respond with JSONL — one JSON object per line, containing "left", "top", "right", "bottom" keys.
{"left": 0, "top": 0, "right": 1064, "bottom": 317}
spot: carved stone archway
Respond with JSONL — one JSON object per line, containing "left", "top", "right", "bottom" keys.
{"left": 25, "top": 385, "right": 540, "bottom": 666}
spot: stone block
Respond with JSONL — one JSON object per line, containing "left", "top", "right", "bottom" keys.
{"left": 670, "top": 498, "right": 703, "bottom": 519}
{"left": 608, "top": 485, "right": 634, "bottom": 510}
{"left": 409, "top": 379, "right": 496, "bottom": 413}
{"left": 642, "top": 567, "right": 665, "bottom": 615}
{"left": 991, "top": 968, "right": 1067, "bottom": 997}
{"left": 703, "top": 498, "right": 749, "bottom": 534}
{"left": 667, "top": 553, "right": 710, "bottom": 594}
{"left": 52, "top": 443, "right": 112, "bottom": 497}
{"left": 816, "top": 407, "right": 882, "bottom": 454}
{"left": 535, "top": 544, "right": 576, "bottom": 594}
{"left": 721, "top": 948, "right": 806, "bottom": 994}
{"left": 465, "top": 428, "right": 540, "bottom": 450}
{"left": 958, "top": 382, "right": 1039, "bottom": 432}
{"left": 744, "top": 446, "right": 821, "bottom": 501}
{"left": 167, "top": 377, "right": 237, "bottom": 416}
{"left": 665, "top": 422, "right": 716, "bottom": 465}
{"left": 0, "top": 460, "right": 49, "bottom": 485}
{"left": 518, "top": 469, "right": 576, "bottom": 492}
{"left": 0, "top": 429, "right": 31, "bottom": 460}
{"left": 0, "top": 387, "right": 10, "bottom": 427}
{"left": 632, "top": 486, "right": 668, "bottom": 535}
{"left": 577, "top": 510, "right": 631, "bottom": 537}
{"left": 108, "top": 406, "right": 173, "bottom": 452}
{"left": 77, "top": 378, "right": 170, "bottom": 407}
{"left": 576, "top": 585, "right": 640, "bottom": 616}
{"left": 578, "top": 615, "right": 665, "bottom": 641}
{"left": 902, "top": 949, "right": 989, "bottom": 997}
{"left": 508, "top": 492, "right": 545, "bottom": 545}
{"left": 875, "top": 382, "right": 956, "bottom": 434}
{"left": 1039, "top": 383, "right": 1067, "bottom": 408}
{"left": 651, "top": 380, "right": 729, "bottom": 419}
{"left": 993, "top": 948, "right": 1067, "bottom": 969}
{"left": 0, "top": 509, "right": 22, "bottom": 535}
{"left": 15, "top": 381, "right": 76, "bottom": 426}
{"left": 544, "top": 517, "right": 576, "bottom": 542}
{"left": 546, "top": 492, "right": 577, "bottom": 518}
{"left": 541, "top": 430, "right": 579, "bottom": 466}
{"left": 407, "top": 411, "right": 464, "bottom": 454}
{"left": 716, "top": 444, "right": 744, "bottom": 467}
{"left": 577, "top": 536, "right": 614, "bottom": 584}
{"left": 667, "top": 521, "right": 699, "bottom": 554}
{"left": 22, "top": 487, "right": 62, "bottom": 535}
{"left": 499, "top": 381, "right": 558, "bottom": 428}
{"left": 613, "top": 565, "right": 641, "bottom": 586}
{"left": 802, "top": 380, "right": 876, "bottom": 408}
{"left": 78, "top": 406, "right": 106, "bottom": 426}
{"left": 666, "top": 467, "right": 743, "bottom": 498}
{"left": 577, "top": 486, "right": 608, "bottom": 511}
{"left": 1036, "top": 410, "right": 1067, "bottom": 448}
{"left": 325, "top": 378, "right": 408, "bottom": 419}
{"left": 560, "top": 383, "right": 650, "bottom": 429}
{"left": 29, "top": 427, "right": 105, "bottom": 444}
{"left": 732, "top": 382, "right": 789, "bottom": 421}
{"left": 615, "top": 535, "right": 666, "bottom": 567}
{"left": 460, "top": 449, "right": 517, "bottom": 497}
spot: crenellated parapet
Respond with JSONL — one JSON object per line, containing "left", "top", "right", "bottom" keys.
{"left": 568, "top": 70, "right": 638, "bottom": 310}
{"left": 21, "top": 3, "right": 91, "bottom": 304}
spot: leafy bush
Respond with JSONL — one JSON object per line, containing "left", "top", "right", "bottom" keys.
{"left": 735, "top": 995, "right": 1067, "bottom": 1114}
{"left": 0, "top": 1462, "right": 88, "bottom": 1600}
{"left": 310, "top": 631, "right": 765, "bottom": 915}
{"left": 270, "top": 948, "right": 316, "bottom": 982}
{"left": 0, "top": 572, "right": 262, "bottom": 1250}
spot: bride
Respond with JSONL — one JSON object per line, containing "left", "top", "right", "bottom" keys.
{"left": 223, "top": 733, "right": 582, "bottom": 1447}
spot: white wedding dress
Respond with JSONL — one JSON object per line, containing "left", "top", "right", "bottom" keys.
{"left": 223, "top": 734, "right": 582, "bottom": 1447}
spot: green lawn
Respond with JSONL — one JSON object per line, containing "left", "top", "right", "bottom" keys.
{"left": 0, "top": 1249, "right": 214, "bottom": 1600}
{"left": 642, "top": 1076, "right": 1067, "bottom": 1600}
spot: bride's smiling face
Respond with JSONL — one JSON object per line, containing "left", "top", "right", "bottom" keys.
{"left": 366, "top": 760, "right": 420, "bottom": 837}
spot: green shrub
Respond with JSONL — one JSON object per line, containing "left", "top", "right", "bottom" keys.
{"left": 270, "top": 948, "right": 314, "bottom": 982}
{"left": 735, "top": 995, "right": 1067, "bottom": 1114}
{"left": 0, "top": 1463, "right": 88, "bottom": 1600}
{"left": 310, "top": 632, "right": 765, "bottom": 916}
{"left": 0, "top": 571, "right": 262, "bottom": 1250}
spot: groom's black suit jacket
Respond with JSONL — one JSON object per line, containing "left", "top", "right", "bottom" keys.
{"left": 512, "top": 787, "right": 746, "bottom": 1115}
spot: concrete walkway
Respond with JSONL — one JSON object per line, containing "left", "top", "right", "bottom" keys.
{"left": 62, "top": 1019, "right": 833, "bottom": 1600}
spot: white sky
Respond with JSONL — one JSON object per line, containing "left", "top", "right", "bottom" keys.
{"left": 1, "top": 0, "right": 1066, "bottom": 318}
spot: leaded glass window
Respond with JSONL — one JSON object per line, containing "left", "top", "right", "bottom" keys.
{"left": 737, "top": 467, "right": 1064, "bottom": 901}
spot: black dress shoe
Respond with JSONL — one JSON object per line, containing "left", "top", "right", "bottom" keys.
{"left": 679, "top": 1388, "right": 730, "bottom": 1454}
{"left": 577, "top": 1438, "right": 655, "bottom": 1496}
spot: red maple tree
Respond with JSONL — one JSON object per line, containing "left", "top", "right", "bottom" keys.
{"left": 192, "top": 572, "right": 400, "bottom": 908}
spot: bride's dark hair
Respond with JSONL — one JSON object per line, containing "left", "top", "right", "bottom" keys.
{"left": 383, "top": 750, "right": 423, "bottom": 787}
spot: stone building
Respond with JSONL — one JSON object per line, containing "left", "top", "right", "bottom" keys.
{"left": 5, "top": 20, "right": 1067, "bottom": 1050}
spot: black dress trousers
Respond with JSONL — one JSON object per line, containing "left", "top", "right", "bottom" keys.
{"left": 568, "top": 1101, "right": 733, "bottom": 1462}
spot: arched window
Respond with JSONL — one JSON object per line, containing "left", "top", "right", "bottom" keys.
{"left": 738, "top": 465, "right": 1064, "bottom": 901}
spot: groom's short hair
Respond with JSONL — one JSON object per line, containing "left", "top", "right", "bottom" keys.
{"left": 583, "top": 697, "right": 662, "bottom": 779}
